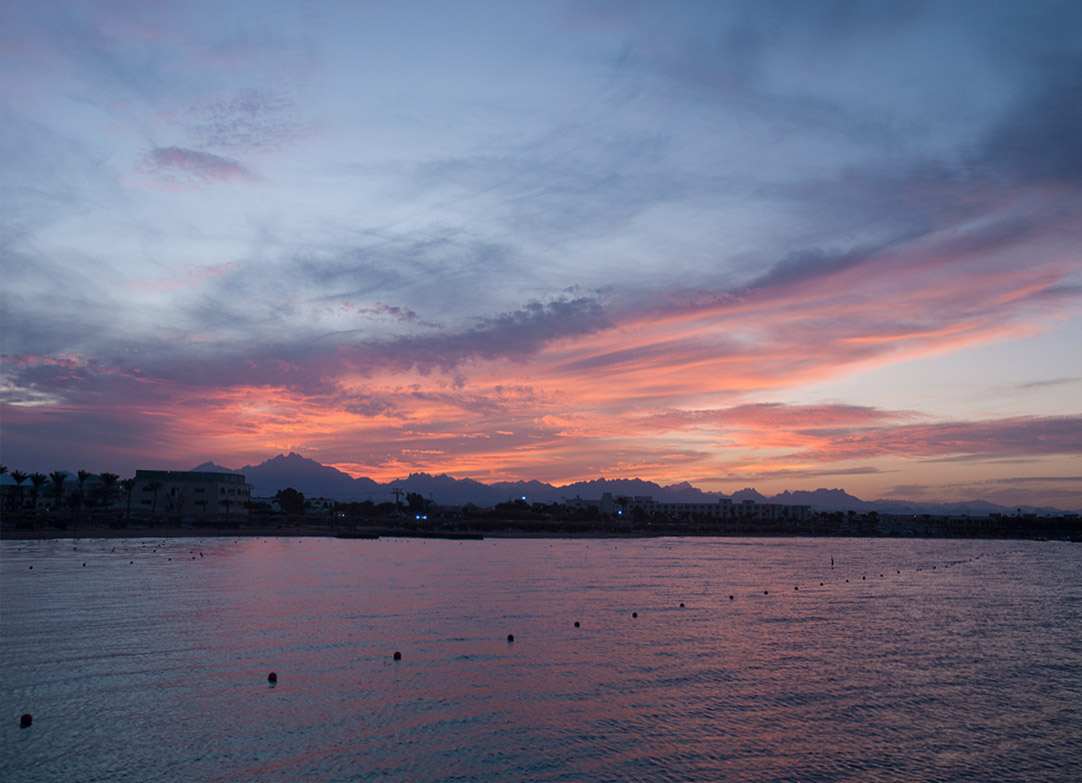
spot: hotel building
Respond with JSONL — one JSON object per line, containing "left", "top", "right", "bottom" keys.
{"left": 135, "top": 470, "right": 251, "bottom": 516}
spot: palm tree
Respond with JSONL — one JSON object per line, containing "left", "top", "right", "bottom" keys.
{"left": 144, "top": 480, "right": 164, "bottom": 522}
{"left": 29, "top": 473, "right": 47, "bottom": 512}
{"left": 49, "top": 471, "right": 68, "bottom": 511}
{"left": 98, "top": 472, "right": 120, "bottom": 510}
{"left": 66, "top": 491, "right": 83, "bottom": 515}
{"left": 120, "top": 478, "right": 137, "bottom": 523}
{"left": 77, "top": 469, "right": 92, "bottom": 511}
{"left": 11, "top": 470, "right": 28, "bottom": 511}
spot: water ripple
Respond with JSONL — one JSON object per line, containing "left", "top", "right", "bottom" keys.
{"left": 2, "top": 536, "right": 1080, "bottom": 782}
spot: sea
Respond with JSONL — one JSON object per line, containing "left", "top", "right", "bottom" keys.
{"left": 2, "top": 536, "right": 1079, "bottom": 782}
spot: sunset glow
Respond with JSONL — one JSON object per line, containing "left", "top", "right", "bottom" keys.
{"left": 2, "top": 1, "right": 1080, "bottom": 507}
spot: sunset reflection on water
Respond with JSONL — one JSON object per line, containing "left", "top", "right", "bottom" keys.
{"left": 3, "top": 536, "right": 1079, "bottom": 782}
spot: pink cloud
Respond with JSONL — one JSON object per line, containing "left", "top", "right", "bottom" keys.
{"left": 2, "top": 204, "right": 1079, "bottom": 503}
{"left": 139, "top": 146, "right": 254, "bottom": 188}
{"left": 791, "top": 416, "right": 1082, "bottom": 462}
{"left": 646, "top": 403, "right": 918, "bottom": 430}
{"left": 124, "top": 262, "right": 239, "bottom": 293}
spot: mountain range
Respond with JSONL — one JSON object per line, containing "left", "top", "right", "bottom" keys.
{"left": 190, "top": 453, "right": 1075, "bottom": 516}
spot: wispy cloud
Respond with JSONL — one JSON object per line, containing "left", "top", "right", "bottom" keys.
{"left": 642, "top": 403, "right": 917, "bottom": 434}
{"left": 124, "top": 262, "right": 239, "bottom": 293}
{"left": 698, "top": 466, "right": 891, "bottom": 485}
{"left": 1006, "top": 377, "right": 1081, "bottom": 392}
{"left": 139, "top": 146, "right": 254, "bottom": 188}
{"left": 368, "top": 297, "right": 612, "bottom": 370}
{"left": 166, "top": 88, "right": 305, "bottom": 153}
{"left": 791, "top": 416, "right": 1082, "bottom": 462}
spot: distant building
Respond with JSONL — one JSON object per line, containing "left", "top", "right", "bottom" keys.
{"left": 135, "top": 470, "right": 251, "bottom": 516}
{"left": 641, "top": 496, "right": 735, "bottom": 519}
{"left": 563, "top": 492, "right": 810, "bottom": 523}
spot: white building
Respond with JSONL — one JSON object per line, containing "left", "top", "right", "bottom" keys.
{"left": 135, "top": 470, "right": 251, "bottom": 516}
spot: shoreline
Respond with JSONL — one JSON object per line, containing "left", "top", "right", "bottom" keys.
{"left": 3, "top": 524, "right": 1076, "bottom": 543}
{"left": 1, "top": 526, "right": 326, "bottom": 541}
{"left": 0, "top": 526, "right": 664, "bottom": 542}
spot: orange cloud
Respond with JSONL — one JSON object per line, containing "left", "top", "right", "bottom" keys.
{"left": 3, "top": 207, "right": 1079, "bottom": 503}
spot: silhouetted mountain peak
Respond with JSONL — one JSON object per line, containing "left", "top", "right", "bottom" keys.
{"left": 246, "top": 453, "right": 343, "bottom": 475}
{"left": 182, "top": 455, "right": 1079, "bottom": 514}
{"left": 773, "top": 488, "right": 867, "bottom": 511}
{"left": 190, "top": 461, "right": 237, "bottom": 473}
{"left": 731, "top": 487, "right": 767, "bottom": 502}
{"left": 235, "top": 453, "right": 378, "bottom": 498}
{"left": 260, "top": 452, "right": 315, "bottom": 468}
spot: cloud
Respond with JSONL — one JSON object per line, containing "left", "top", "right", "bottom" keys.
{"left": 634, "top": 406, "right": 1082, "bottom": 467}
{"left": 743, "top": 244, "right": 888, "bottom": 292}
{"left": 172, "top": 88, "right": 304, "bottom": 153}
{"left": 3, "top": 156, "right": 1076, "bottom": 436}
{"left": 699, "top": 465, "right": 890, "bottom": 484}
{"left": 339, "top": 394, "right": 398, "bottom": 418}
{"left": 533, "top": 225, "right": 1078, "bottom": 409}
{"left": 1007, "top": 377, "right": 1081, "bottom": 391}
{"left": 124, "top": 262, "right": 239, "bottom": 293}
{"left": 979, "top": 52, "right": 1082, "bottom": 183}
{"left": 792, "top": 416, "right": 1082, "bottom": 462}
{"left": 140, "top": 146, "right": 254, "bottom": 187}
{"left": 0, "top": 399, "right": 196, "bottom": 474}
{"left": 3, "top": 0, "right": 1081, "bottom": 506}
{"left": 0, "top": 295, "right": 611, "bottom": 409}
{"left": 648, "top": 403, "right": 917, "bottom": 431}
{"left": 346, "top": 303, "right": 422, "bottom": 323}
{"left": 341, "top": 297, "right": 612, "bottom": 373}
{"left": 979, "top": 475, "right": 1082, "bottom": 485}
{"left": 883, "top": 474, "right": 1082, "bottom": 511}
{"left": 408, "top": 125, "right": 684, "bottom": 247}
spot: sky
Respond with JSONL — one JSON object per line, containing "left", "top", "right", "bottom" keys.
{"left": 2, "top": 0, "right": 1081, "bottom": 508}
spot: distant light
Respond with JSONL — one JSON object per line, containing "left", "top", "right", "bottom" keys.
{"left": 521, "top": 496, "right": 526, "bottom": 501}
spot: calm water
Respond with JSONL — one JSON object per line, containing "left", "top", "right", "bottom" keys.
{"left": 2, "top": 536, "right": 1080, "bottom": 782}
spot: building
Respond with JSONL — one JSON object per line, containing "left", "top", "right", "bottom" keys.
{"left": 563, "top": 492, "right": 810, "bottom": 524}
{"left": 640, "top": 496, "right": 735, "bottom": 519}
{"left": 135, "top": 470, "right": 251, "bottom": 517}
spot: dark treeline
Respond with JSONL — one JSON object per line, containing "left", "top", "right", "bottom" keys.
{"left": 326, "top": 500, "right": 1080, "bottom": 540}
{"left": 5, "top": 500, "right": 1078, "bottom": 543}
{"left": 2, "top": 465, "right": 1078, "bottom": 541}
